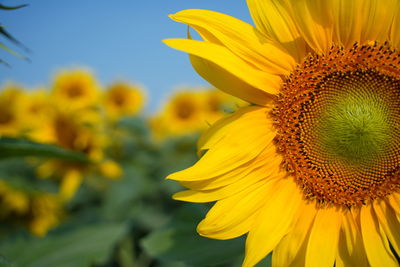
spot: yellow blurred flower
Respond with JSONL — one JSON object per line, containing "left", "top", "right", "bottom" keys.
{"left": 28, "top": 193, "right": 63, "bottom": 237}
{"left": 0, "top": 180, "right": 63, "bottom": 237}
{"left": 51, "top": 69, "right": 100, "bottom": 110}
{"left": 150, "top": 90, "right": 205, "bottom": 139}
{"left": 98, "top": 160, "right": 122, "bottom": 180}
{"left": 0, "top": 83, "right": 25, "bottom": 137}
{"left": 0, "top": 180, "right": 29, "bottom": 217}
{"left": 32, "top": 106, "right": 105, "bottom": 159}
{"left": 150, "top": 89, "right": 247, "bottom": 140}
{"left": 35, "top": 107, "right": 108, "bottom": 200}
{"left": 103, "top": 81, "right": 145, "bottom": 119}
{"left": 148, "top": 116, "right": 169, "bottom": 141}
{"left": 18, "top": 89, "right": 55, "bottom": 142}
{"left": 58, "top": 168, "right": 83, "bottom": 202}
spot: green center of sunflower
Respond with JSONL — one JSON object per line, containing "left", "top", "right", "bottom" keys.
{"left": 274, "top": 43, "right": 400, "bottom": 206}
{"left": 319, "top": 93, "right": 391, "bottom": 164}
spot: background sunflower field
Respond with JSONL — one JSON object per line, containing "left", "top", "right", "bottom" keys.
{"left": 0, "top": 1, "right": 274, "bottom": 266}
{"left": 0, "top": 68, "right": 275, "bottom": 267}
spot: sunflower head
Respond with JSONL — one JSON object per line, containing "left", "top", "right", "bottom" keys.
{"left": 51, "top": 69, "right": 100, "bottom": 110}
{"left": 0, "top": 83, "right": 26, "bottom": 137}
{"left": 166, "top": 1, "right": 400, "bottom": 266}
{"left": 18, "top": 89, "right": 55, "bottom": 141}
{"left": 28, "top": 193, "right": 63, "bottom": 237}
{"left": 103, "top": 81, "right": 145, "bottom": 120}
{"left": 37, "top": 106, "right": 105, "bottom": 160}
{"left": 0, "top": 180, "right": 63, "bottom": 237}
{"left": 0, "top": 180, "right": 30, "bottom": 218}
{"left": 151, "top": 90, "right": 204, "bottom": 139}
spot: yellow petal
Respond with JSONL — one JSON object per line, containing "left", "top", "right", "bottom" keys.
{"left": 387, "top": 193, "right": 400, "bottom": 217}
{"left": 181, "top": 149, "right": 282, "bottom": 191}
{"left": 170, "top": 9, "right": 295, "bottom": 75}
{"left": 173, "top": 161, "right": 283, "bottom": 202}
{"left": 167, "top": 107, "right": 275, "bottom": 181}
{"left": 358, "top": 0, "right": 397, "bottom": 44}
{"left": 336, "top": 210, "right": 368, "bottom": 267}
{"left": 374, "top": 201, "right": 400, "bottom": 256}
{"left": 189, "top": 53, "right": 273, "bottom": 105}
{"left": 330, "top": 0, "right": 396, "bottom": 47}
{"left": 163, "top": 39, "right": 281, "bottom": 100}
{"left": 305, "top": 206, "right": 342, "bottom": 267}
{"left": 360, "top": 204, "right": 398, "bottom": 267}
{"left": 243, "top": 178, "right": 302, "bottom": 267}
{"left": 246, "top": 0, "right": 308, "bottom": 62}
{"left": 272, "top": 200, "right": 317, "bottom": 267}
{"left": 197, "top": 105, "right": 261, "bottom": 152}
{"left": 390, "top": 4, "right": 400, "bottom": 49}
{"left": 197, "top": 178, "right": 275, "bottom": 240}
{"left": 288, "top": 0, "right": 334, "bottom": 54}
{"left": 59, "top": 169, "right": 83, "bottom": 201}
{"left": 330, "top": 0, "right": 364, "bottom": 48}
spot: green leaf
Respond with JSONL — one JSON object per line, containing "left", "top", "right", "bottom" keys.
{"left": 0, "top": 26, "right": 30, "bottom": 53}
{"left": 0, "top": 137, "right": 89, "bottom": 162}
{"left": 0, "top": 42, "right": 24, "bottom": 58}
{"left": 0, "top": 223, "right": 126, "bottom": 267}
{"left": 141, "top": 204, "right": 245, "bottom": 266}
{"left": 0, "top": 4, "right": 28, "bottom": 10}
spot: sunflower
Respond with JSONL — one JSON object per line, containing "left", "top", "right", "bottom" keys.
{"left": 51, "top": 69, "right": 99, "bottom": 110}
{"left": 18, "top": 89, "right": 55, "bottom": 142}
{"left": 0, "top": 83, "right": 25, "bottom": 137}
{"left": 0, "top": 180, "right": 63, "bottom": 237}
{"left": 28, "top": 193, "right": 63, "bottom": 237}
{"left": 151, "top": 90, "right": 205, "bottom": 139}
{"left": 0, "top": 180, "right": 30, "bottom": 218}
{"left": 35, "top": 108, "right": 107, "bottom": 200}
{"left": 165, "top": 1, "right": 400, "bottom": 266}
{"left": 103, "top": 81, "right": 145, "bottom": 120}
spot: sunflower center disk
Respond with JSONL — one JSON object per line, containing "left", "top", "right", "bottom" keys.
{"left": 318, "top": 77, "right": 391, "bottom": 164}
{"left": 274, "top": 43, "right": 400, "bottom": 206}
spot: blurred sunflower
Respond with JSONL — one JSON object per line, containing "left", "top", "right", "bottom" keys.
{"left": 51, "top": 69, "right": 99, "bottom": 110}
{"left": 0, "top": 83, "right": 25, "bottom": 137}
{"left": 28, "top": 193, "right": 63, "bottom": 237}
{"left": 0, "top": 180, "right": 30, "bottom": 218}
{"left": 151, "top": 90, "right": 205, "bottom": 139}
{"left": 18, "top": 89, "right": 55, "bottom": 142}
{"left": 166, "top": 1, "right": 400, "bottom": 266}
{"left": 35, "top": 108, "right": 114, "bottom": 201}
{"left": 148, "top": 116, "right": 168, "bottom": 141}
{"left": 103, "top": 81, "right": 145, "bottom": 120}
{"left": 0, "top": 180, "right": 63, "bottom": 237}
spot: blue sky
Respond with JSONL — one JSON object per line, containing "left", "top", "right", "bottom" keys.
{"left": 0, "top": 0, "right": 252, "bottom": 112}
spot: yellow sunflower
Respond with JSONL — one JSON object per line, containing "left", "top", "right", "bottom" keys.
{"left": 28, "top": 193, "right": 63, "bottom": 237}
{"left": 51, "top": 69, "right": 100, "bottom": 109}
{"left": 103, "top": 81, "right": 145, "bottom": 120}
{"left": 0, "top": 180, "right": 63, "bottom": 237}
{"left": 151, "top": 90, "right": 205, "bottom": 139}
{"left": 35, "top": 108, "right": 107, "bottom": 200}
{"left": 165, "top": 1, "right": 400, "bottom": 266}
{"left": 18, "top": 89, "right": 55, "bottom": 142}
{"left": 0, "top": 83, "right": 25, "bottom": 137}
{"left": 0, "top": 180, "right": 30, "bottom": 218}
